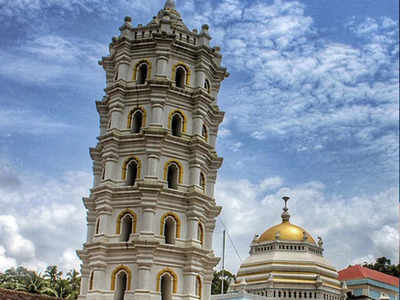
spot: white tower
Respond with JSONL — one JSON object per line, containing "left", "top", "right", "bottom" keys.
{"left": 77, "top": 1, "right": 229, "bottom": 300}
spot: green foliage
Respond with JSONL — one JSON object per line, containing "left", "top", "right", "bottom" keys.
{"left": 0, "top": 265, "right": 80, "bottom": 299}
{"left": 363, "top": 257, "right": 400, "bottom": 277}
{"left": 211, "top": 270, "right": 236, "bottom": 295}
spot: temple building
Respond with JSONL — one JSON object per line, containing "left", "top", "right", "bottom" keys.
{"left": 223, "top": 197, "right": 346, "bottom": 300}
{"left": 76, "top": 0, "right": 228, "bottom": 299}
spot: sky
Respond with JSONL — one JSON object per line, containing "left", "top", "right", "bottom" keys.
{"left": 0, "top": 0, "right": 398, "bottom": 275}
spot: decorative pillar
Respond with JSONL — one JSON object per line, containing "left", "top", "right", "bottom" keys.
{"left": 156, "top": 56, "right": 169, "bottom": 78}
{"left": 186, "top": 216, "right": 198, "bottom": 241}
{"left": 117, "top": 61, "right": 129, "bottom": 81}
{"left": 146, "top": 154, "right": 160, "bottom": 179}
{"left": 141, "top": 207, "right": 155, "bottom": 235}
{"left": 150, "top": 100, "right": 164, "bottom": 127}
{"left": 93, "top": 268, "right": 106, "bottom": 291}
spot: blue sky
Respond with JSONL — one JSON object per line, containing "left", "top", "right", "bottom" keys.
{"left": 0, "top": 0, "right": 398, "bottom": 273}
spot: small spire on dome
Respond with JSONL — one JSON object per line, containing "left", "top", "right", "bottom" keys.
{"left": 164, "top": 0, "right": 176, "bottom": 9}
{"left": 281, "top": 196, "right": 290, "bottom": 222}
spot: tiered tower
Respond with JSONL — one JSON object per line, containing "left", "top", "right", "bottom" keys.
{"left": 77, "top": 1, "right": 228, "bottom": 300}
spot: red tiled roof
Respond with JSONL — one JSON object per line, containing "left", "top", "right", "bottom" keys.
{"left": 338, "top": 265, "right": 399, "bottom": 287}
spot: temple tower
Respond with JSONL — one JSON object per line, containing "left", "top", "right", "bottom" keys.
{"left": 77, "top": 1, "right": 228, "bottom": 300}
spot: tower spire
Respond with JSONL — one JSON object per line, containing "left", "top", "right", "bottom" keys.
{"left": 281, "top": 196, "right": 291, "bottom": 222}
{"left": 164, "top": 0, "right": 176, "bottom": 9}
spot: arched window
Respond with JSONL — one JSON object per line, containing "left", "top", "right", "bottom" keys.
{"left": 157, "top": 269, "right": 177, "bottom": 298}
{"left": 122, "top": 157, "right": 141, "bottom": 185}
{"left": 175, "top": 67, "right": 186, "bottom": 88}
{"left": 204, "top": 79, "right": 210, "bottom": 93}
{"left": 195, "top": 276, "right": 202, "bottom": 298}
{"left": 201, "top": 125, "right": 208, "bottom": 141}
{"left": 114, "top": 271, "right": 127, "bottom": 300}
{"left": 164, "top": 216, "right": 176, "bottom": 244}
{"left": 161, "top": 274, "right": 172, "bottom": 300}
{"left": 126, "top": 160, "right": 138, "bottom": 186}
{"left": 120, "top": 214, "right": 133, "bottom": 242}
{"left": 108, "top": 119, "right": 112, "bottom": 129}
{"left": 167, "top": 163, "right": 179, "bottom": 189}
{"left": 95, "top": 218, "right": 100, "bottom": 234}
{"left": 199, "top": 173, "right": 206, "bottom": 192}
{"left": 136, "top": 63, "right": 148, "bottom": 84}
{"left": 171, "top": 113, "right": 183, "bottom": 137}
{"left": 89, "top": 272, "right": 94, "bottom": 290}
{"left": 197, "top": 222, "right": 204, "bottom": 245}
{"left": 131, "top": 110, "right": 143, "bottom": 133}
{"left": 114, "top": 70, "right": 119, "bottom": 81}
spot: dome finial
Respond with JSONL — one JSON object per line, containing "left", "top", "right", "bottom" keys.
{"left": 164, "top": 0, "right": 176, "bottom": 9}
{"left": 281, "top": 196, "right": 290, "bottom": 222}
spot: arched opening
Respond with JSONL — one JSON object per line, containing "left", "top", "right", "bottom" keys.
{"left": 137, "top": 63, "right": 148, "bottom": 84}
{"left": 161, "top": 274, "right": 172, "bottom": 300}
{"left": 199, "top": 173, "right": 206, "bottom": 192}
{"left": 102, "top": 167, "right": 106, "bottom": 180}
{"left": 171, "top": 113, "right": 182, "bottom": 137}
{"left": 167, "top": 164, "right": 179, "bottom": 189}
{"left": 201, "top": 125, "right": 208, "bottom": 141}
{"left": 120, "top": 214, "right": 133, "bottom": 242}
{"left": 114, "top": 271, "right": 127, "bottom": 300}
{"left": 126, "top": 160, "right": 138, "bottom": 186}
{"left": 95, "top": 218, "right": 100, "bottom": 234}
{"left": 197, "top": 222, "right": 204, "bottom": 245}
{"left": 204, "top": 79, "right": 210, "bottom": 93}
{"left": 131, "top": 110, "right": 143, "bottom": 133}
{"left": 89, "top": 272, "right": 94, "bottom": 290}
{"left": 164, "top": 217, "right": 176, "bottom": 244}
{"left": 195, "top": 276, "right": 202, "bottom": 298}
{"left": 175, "top": 67, "right": 186, "bottom": 88}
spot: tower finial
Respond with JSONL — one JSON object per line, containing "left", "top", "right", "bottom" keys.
{"left": 164, "top": 0, "right": 176, "bottom": 9}
{"left": 281, "top": 196, "right": 290, "bottom": 222}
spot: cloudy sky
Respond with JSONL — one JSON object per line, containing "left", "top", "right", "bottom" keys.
{"left": 0, "top": 0, "right": 398, "bottom": 274}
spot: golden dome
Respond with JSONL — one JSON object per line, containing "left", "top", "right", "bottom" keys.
{"left": 257, "top": 220, "right": 316, "bottom": 244}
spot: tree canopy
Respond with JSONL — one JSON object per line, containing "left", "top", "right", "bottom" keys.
{"left": 211, "top": 270, "right": 236, "bottom": 295}
{"left": 363, "top": 257, "right": 399, "bottom": 277}
{"left": 0, "top": 265, "right": 80, "bottom": 299}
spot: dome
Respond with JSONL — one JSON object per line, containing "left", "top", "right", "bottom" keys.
{"left": 257, "top": 220, "right": 316, "bottom": 244}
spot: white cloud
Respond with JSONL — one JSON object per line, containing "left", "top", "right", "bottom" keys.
{"left": 0, "top": 246, "right": 17, "bottom": 272}
{"left": 0, "top": 108, "right": 72, "bottom": 136}
{"left": 0, "top": 35, "right": 106, "bottom": 86}
{"left": 259, "top": 176, "right": 283, "bottom": 191}
{"left": 0, "top": 167, "right": 91, "bottom": 273}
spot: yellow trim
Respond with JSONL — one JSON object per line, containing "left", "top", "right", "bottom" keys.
{"left": 111, "top": 265, "right": 132, "bottom": 290}
{"left": 89, "top": 271, "right": 94, "bottom": 290}
{"left": 204, "top": 79, "right": 211, "bottom": 93}
{"left": 172, "top": 62, "right": 191, "bottom": 86}
{"left": 198, "top": 222, "right": 204, "bottom": 245}
{"left": 163, "top": 160, "right": 184, "bottom": 184}
{"left": 240, "top": 261, "right": 337, "bottom": 272}
{"left": 127, "top": 107, "right": 146, "bottom": 129}
{"left": 273, "top": 278, "right": 315, "bottom": 283}
{"left": 200, "top": 173, "right": 206, "bottom": 192}
{"left": 132, "top": 59, "right": 152, "bottom": 81}
{"left": 160, "top": 212, "right": 181, "bottom": 239}
{"left": 156, "top": 268, "right": 178, "bottom": 293}
{"left": 202, "top": 125, "right": 208, "bottom": 142}
{"left": 121, "top": 156, "right": 142, "bottom": 181}
{"left": 168, "top": 109, "right": 187, "bottom": 133}
{"left": 116, "top": 209, "right": 137, "bottom": 235}
{"left": 196, "top": 275, "right": 202, "bottom": 298}
{"left": 237, "top": 270, "right": 338, "bottom": 280}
